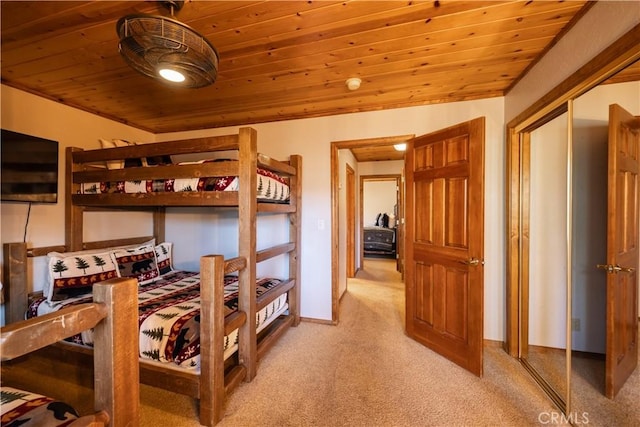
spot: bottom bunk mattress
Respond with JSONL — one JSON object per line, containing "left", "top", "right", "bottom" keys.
{"left": 27, "top": 271, "right": 288, "bottom": 371}
{"left": 1, "top": 386, "right": 81, "bottom": 426}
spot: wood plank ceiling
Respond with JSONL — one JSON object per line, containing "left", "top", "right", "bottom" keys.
{"left": 2, "top": 1, "right": 593, "bottom": 159}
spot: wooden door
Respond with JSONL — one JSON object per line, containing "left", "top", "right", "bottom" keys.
{"left": 405, "top": 117, "right": 485, "bottom": 376}
{"left": 604, "top": 103, "right": 639, "bottom": 398}
{"left": 346, "top": 164, "right": 356, "bottom": 278}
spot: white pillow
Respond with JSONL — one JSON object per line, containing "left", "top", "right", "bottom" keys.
{"left": 46, "top": 250, "right": 119, "bottom": 302}
{"left": 44, "top": 239, "right": 155, "bottom": 299}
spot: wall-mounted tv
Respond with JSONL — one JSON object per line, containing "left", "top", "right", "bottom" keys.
{"left": 1, "top": 129, "right": 59, "bottom": 203}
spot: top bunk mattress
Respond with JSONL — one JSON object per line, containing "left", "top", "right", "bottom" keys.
{"left": 79, "top": 164, "right": 291, "bottom": 203}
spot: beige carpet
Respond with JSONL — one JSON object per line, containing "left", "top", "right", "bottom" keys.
{"left": 138, "top": 259, "right": 638, "bottom": 426}
{"left": 3, "top": 259, "right": 638, "bottom": 426}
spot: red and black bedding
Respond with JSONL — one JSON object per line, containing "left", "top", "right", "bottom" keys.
{"left": 79, "top": 161, "right": 291, "bottom": 203}
{"left": 1, "top": 387, "right": 82, "bottom": 426}
{"left": 28, "top": 241, "right": 288, "bottom": 371}
{"left": 28, "top": 272, "right": 287, "bottom": 369}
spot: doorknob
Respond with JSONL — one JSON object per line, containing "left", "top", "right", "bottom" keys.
{"left": 596, "top": 264, "right": 635, "bottom": 273}
{"left": 460, "top": 257, "right": 484, "bottom": 266}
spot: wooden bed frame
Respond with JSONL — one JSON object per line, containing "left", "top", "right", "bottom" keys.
{"left": 2, "top": 126, "right": 302, "bottom": 426}
{"left": 1, "top": 277, "right": 139, "bottom": 426}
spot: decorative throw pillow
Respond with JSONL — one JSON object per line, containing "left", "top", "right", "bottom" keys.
{"left": 99, "top": 138, "right": 125, "bottom": 170}
{"left": 46, "top": 250, "right": 119, "bottom": 302}
{"left": 112, "top": 139, "right": 145, "bottom": 167}
{"left": 101, "top": 138, "right": 149, "bottom": 168}
{"left": 155, "top": 242, "right": 175, "bottom": 276}
{"left": 110, "top": 139, "right": 171, "bottom": 167}
{"left": 381, "top": 213, "right": 390, "bottom": 228}
{"left": 111, "top": 244, "right": 160, "bottom": 285}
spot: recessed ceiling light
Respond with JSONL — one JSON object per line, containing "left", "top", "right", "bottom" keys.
{"left": 394, "top": 143, "right": 407, "bottom": 151}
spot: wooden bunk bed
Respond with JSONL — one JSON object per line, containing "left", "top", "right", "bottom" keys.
{"left": 2, "top": 127, "right": 302, "bottom": 426}
{"left": 1, "top": 277, "right": 139, "bottom": 426}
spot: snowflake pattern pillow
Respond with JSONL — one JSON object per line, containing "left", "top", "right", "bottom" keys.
{"left": 47, "top": 250, "right": 119, "bottom": 302}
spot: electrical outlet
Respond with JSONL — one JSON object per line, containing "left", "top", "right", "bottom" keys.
{"left": 571, "top": 318, "right": 581, "bottom": 331}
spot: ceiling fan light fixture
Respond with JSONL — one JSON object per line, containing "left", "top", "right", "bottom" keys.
{"left": 116, "top": 12, "right": 219, "bottom": 88}
{"left": 394, "top": 143, "right": 407, "bottom": 152}
{"left": 158, "top": 67, "right": 186, "bottom": 83}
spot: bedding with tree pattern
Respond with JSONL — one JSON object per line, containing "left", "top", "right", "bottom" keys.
{"left": 27, "top": 271, "right": 288, "bottom": 371}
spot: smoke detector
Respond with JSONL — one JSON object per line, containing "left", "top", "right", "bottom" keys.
{"left": 346, "top": 77, "right": 361, "bottom": 91}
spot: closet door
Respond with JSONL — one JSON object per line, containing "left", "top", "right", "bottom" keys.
{"left": 604, "top": 103, "right": 639, "bottom": 398}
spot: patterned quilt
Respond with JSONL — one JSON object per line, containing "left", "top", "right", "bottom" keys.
{"left": 28, "top": 271, "right": 288, "bottom": 371}
{"left": 1, "top": 387, "right": 80, "bottom": 426}
{"left": 79, "top": 164, "right": 291, "bottom": 203}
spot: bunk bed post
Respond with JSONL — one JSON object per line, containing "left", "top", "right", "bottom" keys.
{"left": 238, "top": 127, "right": 258, "bottom": 380}
{"left": 66, "top": 147, "right": 84, "bottom": 251}
{"left": 289, "top": 155, "right": 303, "bottom": 326}
{"left": 199, "top": 254, "right": 226, "bottom": 426}
{"left": 153, "top": 208, "right": 166, "bottom": 243}
{"left": 92, "top": 277, "right": 140, "bottom": 426}
{"left": 3, "top": 242, "right": 28, "bottom": 324}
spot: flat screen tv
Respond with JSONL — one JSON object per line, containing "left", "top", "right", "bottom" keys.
{"left": 1, "top": 129, "right": 59, "bottom": 203}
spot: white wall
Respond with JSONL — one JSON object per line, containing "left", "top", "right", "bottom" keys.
{"left": 358, "top": 160, "right": 404, "bottom": 176}
{"left": 0, "top": 85, "right": 154, "bottom": 324}
{"left": 359, "top": 159, "right": 403, "bottom": 226}
{"left": 363, "top": 181, "right": 396, "bottom": 227}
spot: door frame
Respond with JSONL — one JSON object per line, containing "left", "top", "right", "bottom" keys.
{"left": 346, "top": 163, "right": 356, "bottom": 279}
{"left": 359, "top": 174, "right": 401, "bottom": 267}
{"left": 330, "top": 134, "right": 414, "bottom": 323}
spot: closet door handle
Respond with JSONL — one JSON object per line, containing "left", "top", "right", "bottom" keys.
{"left": 617, "top": 265, "right": 635, "bottom": 273}
{"left": 597, "top": 264, "right": 635, "bottom": 273}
